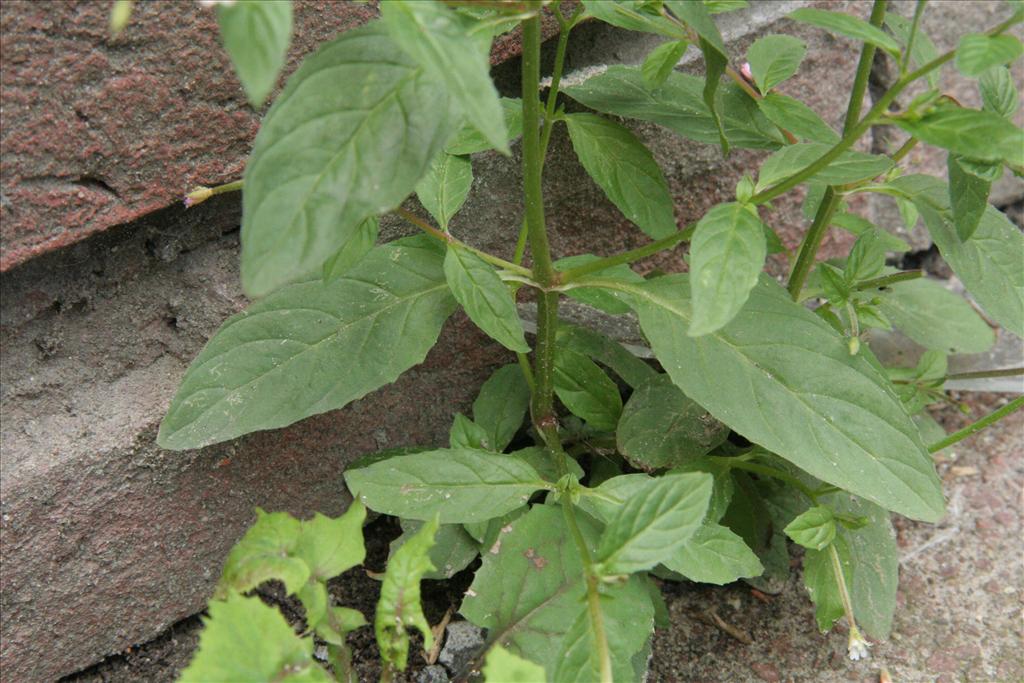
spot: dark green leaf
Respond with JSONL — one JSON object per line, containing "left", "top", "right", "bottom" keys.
{"left": 181, "top": 594, "right": 329, "bottom": 683}
{"left": 511, "top": 446, "right": 585, "bottom": 484}
{"left": 594, "top": 273, "right": 945, "bottom": 522}
{"left": 450, "top": 413, "right": 491, "bottom": 451}
{"left": 747, "top": 35, "right": 806, "bottom": 93}
{"left": 217, "top": 0, "right": 292, "bottom": 108}
{"left": 697, "top": 36, "right": 731, "bottom": 155}
{"left": 757, "top": 92, "right": 840, "bottom": 144}
{"left": 345, "top": 448, "right": 548, "bottom": 523}
{"left": 876, "top": 274, "right": 994, "bottom": 354}
{"left": 617, "top": 374, "right": 729, "bottom": 470}
{"left": 446, "top": 97, "right": 524, "bottom": 155}
{"left": 979, "top": 66, "right": 1019, "bottom": 118}
{"left": 595, "top": 472, "right": 712, "bottom": 574}
{"left": 556, "top": 254, "right": 645, "bottom": 315}
{"left": 376, "top": 516, "right": 438, "bottom": 670}
{"left": 563, "top": 66, "right": 784, "bottom": 149}
{"left": 665, "top": 0, "right": 727, "bottom": 56}
{"left": 322, "top": 217, "right": 378, "bottom": 282}
{"left": 389, "top": 519, "right": 478, "bottom": 580}
{"left": 661, "top": 522, "right": 763, "bottom": 584}
{"left": 482, "top": 645, "right": 548, "bottom": 683}
{"left": 240, "top": 23, "right": 459, "bottom": 295}
{"left": 553, "top": 347, "right": 623, "bottom": 431}
{"left": 565, "top": 113, "right": 677, "bottom": 239}
{"left": 955, "top": 33, "right": 1024, "bottom": 77}
{"left": 948, "top": 154, "right": 991, "bottom": 241}
{"left": 159, "top": 239, "right": 455, "bottom": 450}
{"left": 472, "top": 364, "right": 531, "bottom": 453}
{"left": 689, "top": 202, "right": 768, "bottom": 335}
{"left": 642, "top": 40, "right": 690, "bottom": 89}
{"left": 889, "top": 175, "right": 1023, "bottom": 337}
{"left": 382, "top": 0, "right": 508, "bottom": 154}
{"left": 444, "top": 244, "right": 529, "bottom": 352}
{"left": 217, "top": 510, "right": 308, "bottom": 597}
{"left": 416, "top": 153, "right": 473, "bottom": 231}
{"left": 894, "top": 107, "right": 1024, "bottom": 165}
{"left": 669, "top": 457, "right": 735, "bottom": 522}
{"left": 557, "top": 324, "right": 658, "bottom": 389}
{"left": 789, "top": 8, "right": 901, "bottom": 55}
{"left": 784, "top": 505, "right": 836, "bottom": 550}
{"left": 755, "top": 143, "right": 893, "bottom": 192}
{"left": 583, "top": 0, "right": 687, "bottom": 39}
{"left": 831, "top": 213, "right": 910, "bottom": 253}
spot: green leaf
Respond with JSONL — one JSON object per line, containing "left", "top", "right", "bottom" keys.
{"left": 979, "top": 66, "right": 1019, "bottom": 118}
{"left": 876, "top": 274, "right": 995, "bottom": 354}
{"left": 583, "top": 0, "right": 687, "bottom": 39}
{"left": 665, "top": 0, "right": 727, "bottom": 56}
{"left": 181, "top": 593, "right": 329, "bottom": 683}
{"left": 444, "top": 245, "right": 529, "bottom": 353}
{"left": 159, "top": 238, "right": 455, "bottom": 450}
{"left": 755, "top": 143, "right": 893, "bottom": 192}
{"left": 757, "top": 92, "right": 840, "bottom": 144}
{"left": 617, "top": 374, "right": 728, "bottom": 470}
{"left": 661, "top": 522, "right": 763, "bottom": 584}
{"left": 831, "top": 213, "right": 910, "bottom": 253}
{"left": 563, "top": 66, "right": 785, "bottom": 150}
{"left": 556, "top": 254, "right": 646, "bottom": 315}
{"left": 552, "top": 576, "right": 655, "bottom": 683}
{"left": 844, "top": 231, "right": 885, "bottom": 283}
{"left": 595, "top": 472, "right": 712, "bottom": 574}
{"left": 669, "top": 457, "right": 735, "bottom": 523}
{"left": 598, "top": 273, "right": 945, "bottom": 522}
{"left": 577, "top": 473, "right": 653, "bottom": 524}
{"left": 416, "top": 153, "right": 473, "bottom": 231}
{"left": 803, "top": 537, "right": 851, "bottom": 632}
{"left": 240, "top": 23, "right": 459, "bottom": 296}
{"left": 885, "top": 14, "right": 939, "bottom": 88}
{"left": 381, "top": 0, "right": 508, "bottom": 154}
{"left": 697, "top": 36, "right": 731, "bottom": 155}
{"left": 688, "top": 202, "right": 768, "bottom": 336}
{"left": 642, "top": 40, "right": 689, "bottom": 89}
{"left": 217, "top": 0, "right": 292, "bottom": 108}
{"left": 955, "top": 33, "right": 1024, "bottom": 76}
{"left": 747, "top": 35, "right": 806, "bottom": 93}
{"left": 376, "top": 515, "right": 438, "bottom": 670}
{"left": 344, "top": 448, "right": 548, "bottom": 523}
{"left": 512, "top": 446, "right": 585, "bottom": 485}
{"left": 472, "top": 364, "right": 531, "bottom": 452}
{"left": 557, "top": 324, "right": 658, "bottom": 389}
{"left": 449, "top": 412, "right": 491, "bottom": 450}
{"left": 446, "top": 97, "right": 524, "bottom": 155}
{"left": 894, "top": 107, "right": 1024, "bottom": 165}
{"left": 784, "top": 505, "right": 836, "bottom": 550}
{"left": 565, "top": 113, "right": 677, "bottom": 239}
{"left": 217, "top": 510, "right": 308, "bottom": 597}
{"left": 553, "top": 347, "right": 623, "bottom": 431}
{"left": 948, "top": 154, "right": 991, "bottom": 241}
{"left": 704, "top": 0, "right": 748, "bottom": 13}
{"left": 483, "top": 645, "right": 547, "bottom": 683}
{"left": 294, "top": 502, "right": 367, "bottom": 582}
{"left": 889, "top": 175, "right": 1024, "bottom": 337}
{"left": 462, "top": 505, "right": 599, "bottom": 677}
{"left": 389, "top": 519, "right": 478, "bottom": 580}
{"left": 315, "top": 606, "right": 367, "bottom": 647}
{"left": 322, "top": 217, "right": 378, "bottom": 282}
{"left": 789, "top": 8, "right": 901, "bottom": 55}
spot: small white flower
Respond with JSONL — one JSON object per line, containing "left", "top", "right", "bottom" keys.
{"left": 847, "top": 627, "right": 871, "bottom": 661}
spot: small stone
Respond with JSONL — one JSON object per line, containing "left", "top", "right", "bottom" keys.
{"left": 438, "top": 621, "right": 486, "bottom": 675}
{"left": 417, "top": 664, "right": 450, "bottom": 683}
{"left": 750, "top": 662, "right": 781, "bottom": 682}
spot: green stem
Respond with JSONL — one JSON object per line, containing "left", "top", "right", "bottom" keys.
{"left": 395, "top": 208, "right": 532, "bottom": 277}
{"left": 183, "top": 179, "right": 244, "bottom": 208}
{"left": 900, "top": 0, "right": 928, "bottom": 75}
{"left": 854, "top": 269, "right": 923, "bottom": 291}
{"left": 828, "top": 543, "right": 858, "bottom": 630}
{"left": 843, "top": 0, "right": 887, "bottom": 133}
{"left": 560, "top": 225, "right": 695, "bottom": 282}
{"left": 928, "top": 396, "right": 1024, "bottom": 453}
{"left": 786, "top": 186, "right": 840, "bottom": 299}
{"left": 944, "top": 367, "right": 1024, "bottom": 382}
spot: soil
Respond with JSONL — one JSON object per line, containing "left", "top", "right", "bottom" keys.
{"left": 59, "top": 393, "right": 1022, "bottom": 683}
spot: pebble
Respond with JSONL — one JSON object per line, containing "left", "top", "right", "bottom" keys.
{"left": 438, "top": 620, "right": 486, "bottom": 676}
{"left": 417, "top": 665, "right": 450, "bottom": 683}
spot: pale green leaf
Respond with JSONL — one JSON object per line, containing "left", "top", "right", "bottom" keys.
{"left": 376, "top": 515, "right": 438, "bottom": 670}
{"left": 831, "top": 213, "right": 910, "bottom": 253}
{"left": 803, "top": 537, "right": 851, "bottom": 632}
{"left": 755, "top": 143, "right": 893, "bottom": 192}
{"left": 315, "top": 606, "right": 367, "bottom": 647}
{"left": 240, "top": 23, "right": 459, "bottom": 296}
{"left": 583, "top": 0, "right": 687, "bottom": 39}
{"left": 553, "top": 347, "right": 623, "bottom": 431}
{"left": 955, "top": 33, "right": 1024, "bottom": 77}
{"left": 450, "top": 412, "right": 491, "bottom": 450}
{"left": 876, "top": 274, "right": 995, "bottom": 354}
{"left": 642, "top": 40, "right": 689, "bottom": 89}
{"left": 784, "top": 505, "right": 836, "bottom": 550}
{"left": 445, "top": 245, "right": 529, "bottom": 352}
{"left": 688, "top": 202, "right": 767, "bottom": 336}
{"left": 511, "top": 446, "right": 585, "bottom": 484}
{"left": 889, "top": 175, "right": 1024, "bottom": 337}
{"left": 577, "top": 473, "right": 653, "bottom": 525}
{"left": 217, "top": 509, "right": 308, "bottom": 597}
{"left": 844, "top": 231, "right": 885, "bottom": 283}
{"left": 416, "top": 153, "right": 473, "bottom": 230}
{"left": 704, "top": 0, "right": 748, "bottom": 13}
{"left": 885, "top": 14, "right": 939, "bottom": 88}
{"left": 446, "top": 97, "right": 524, "bottom": 155}
{"left": 593, "top": 273, "right": 945, "bottom": 522}
{"left": 661, "top": 522, "right": 763, "bottom": 584}
{"left": 757, "top": 92, "right": 840, "bottom": 144}
{"left": 296, "top": 581, "right": 328, "bottom": 632}
{"left": 595, "top": 472, "right": 712, "bottom": 574}
{"left": 789, "top": 8, "right": 901, "bottom": 55}
{"left": 382, "top": 0, "right": 508, "bottom": 154}
{"left": 389, "top": 519, "right": 478, "bottom": 580}
{"left": 979, "top": 66, "right": 1019, "bottom": 118}
{"left": 181, "top": 593, "right": 329, "bottom": 683}
{"left": 294, "top": 502, "right": 367, "bottom": 582}
{"left": 617, "top": 374, "right": 728, "bottom": 470}
{"left": 322, "top": 217, "right": 378, "bottom": 282}
{"left": 217, "top": 0, "right": 292, "bottom": 108}
{"left": 894, "top": 107, "right": 1024, "bottom": 165}
{"left": 948, "top": 154, "right": 991, "bottom": 241}
{"left": 472, "top": 364, "right": 531, "bottom": 453}
{"left": 563, "top": 66, "right": 785, "bottom": 149}
{"left": 483, "top": 645, "right": 547, "bottom": 683}
{"left": 565, "top": 113, "right": 677, "bottom": 239}
{"left": 344, "top": 448, "right": 548, "bottom": 523}
{"left": 159, "top": 239, "right": 455, "bottom": 450}
{"left": 747, "top": 35, "right": 806, "bottom": 93}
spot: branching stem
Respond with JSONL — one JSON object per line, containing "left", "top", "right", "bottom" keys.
{"left": 928, "top": 396, "right": 1024, "bottom": 453}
